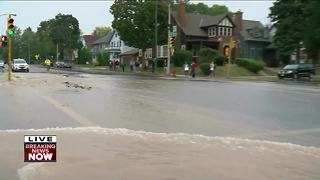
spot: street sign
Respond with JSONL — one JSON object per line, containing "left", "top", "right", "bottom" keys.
{"left": 172, "top": 25, "right": 177, "bottom": 37}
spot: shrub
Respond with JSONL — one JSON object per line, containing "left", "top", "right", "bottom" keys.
{"left": 172, "top": 50, "right": 192, "bottom": 67}
{"left": 77, "top": 48, "right": 92, "bottom": 64}
{"left": 236, "top": 58, "right": 265, "bottom": 73}
{"left": 199, "top": 48, "right": 219, "bottom": 63}
{"left": 215, "top": 55, "right": 227, "bottom": 66}
{"left": 199, "top": 63, "right": 211, "bottom": 75}
{"left": 97, "top": 52, "right": 110, "bottom": 66}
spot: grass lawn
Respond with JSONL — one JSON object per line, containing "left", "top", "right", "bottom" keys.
{"left": 73, "top": 63, "right": 287, "bottom": 79}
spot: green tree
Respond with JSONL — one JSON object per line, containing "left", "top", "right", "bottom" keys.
{"left": 303, "top": 1, "right": 320, "bottom": 64}
{"left": 77, "top": 48, "right": 92, "bottom": 64}
{"left": 50, "top": 14, "right": 81, "bottom": 58}
{"left": 110, "top": 0, "right": 168, "bottom": 50}
{"left": 37, "top": 19, "right": 56, "bottom": 58}
{"left": 92, "top": 26, "right": 112, "bottom": 36}
{"left": 19, "top": 27, "right": 40, "bottom": 63}
{"left": 177, "top": 2, "right": 233, "bottom": 16}
{"left": 269, "top": 0, "right": 309, "bottom": 62}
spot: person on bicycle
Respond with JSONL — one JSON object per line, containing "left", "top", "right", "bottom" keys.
{"left": 44, "top": 58, "right": 52, "bottom": 71}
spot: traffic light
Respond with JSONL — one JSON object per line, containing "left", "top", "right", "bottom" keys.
{"left": 223, "top": 46, "right": 230, "bottom": 56}
{"left": 7, "top": 17, "right": 15, "bottom": 36}
{"left": 169, "top": 37, "right": 175, "bottom": 48}
{"left": 0, "top": 35, "right": 8, "bottom": 47}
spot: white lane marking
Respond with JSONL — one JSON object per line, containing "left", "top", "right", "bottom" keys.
{"left": 40, "top": 94, "right": 96, "bottom": 127}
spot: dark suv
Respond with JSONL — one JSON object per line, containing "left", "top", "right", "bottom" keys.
{"left": 278, "top": 64, "right": 315, "bottom": 79}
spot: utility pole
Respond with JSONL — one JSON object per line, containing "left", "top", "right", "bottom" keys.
{"left": 56, "top": 43, "right": 59, "bottom": 62}
{"left": 167, "top": 2, "right": 171, "bottom": 75}
{"left": 154, "top": 0, "right": 158, "bottom": 73}
{"left": 8, "top": 34, "right": 12, "bottom": 81}
{"left": 28, "top": 43, "right": 31, "bottom": 64}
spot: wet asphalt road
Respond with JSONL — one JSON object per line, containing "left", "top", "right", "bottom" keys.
{"left": 1, "top": 66, "right": 320, "bottom": 147}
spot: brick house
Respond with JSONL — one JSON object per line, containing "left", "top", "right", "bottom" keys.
{"left": 171, "top": 2, "right": 272, "bottom": 63}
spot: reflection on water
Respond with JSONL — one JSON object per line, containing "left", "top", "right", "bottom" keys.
{"left": 1, "top": 127, "right": 320, "bottom": 180}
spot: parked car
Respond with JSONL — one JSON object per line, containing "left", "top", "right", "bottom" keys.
{"left": 278, "top": 64, "right": 315, "bottom": 79}
{"left": 12, "top": 59, "right": 29, "bottom": 72}
{"left": 55, "top": 61, "right": 72, "bottom": 68}
{"left": 0, "top": 60, "right": 4, "bottom": 68}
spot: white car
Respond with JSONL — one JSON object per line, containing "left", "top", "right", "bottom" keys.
{"left": 0, "top": 60, "right": 4, "bottom": 68}
{"left": 12, "top": 59, "right": 29, "bottom": 72}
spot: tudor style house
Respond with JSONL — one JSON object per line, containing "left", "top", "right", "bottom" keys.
{"left": 170, "top": 2, "right": 272, "bottom": 63}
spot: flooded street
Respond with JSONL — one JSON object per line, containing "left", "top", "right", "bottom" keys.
{"left": 1, "top": 69, "right": 320, "bottom": 179}
{"left": 1, "top": 127, "right": 320, "bottom": 180}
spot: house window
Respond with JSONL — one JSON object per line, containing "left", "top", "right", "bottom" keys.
{"left": 223, "top": 28, "right": 227, "bottom": 36}
{"left": 157, "top": 46, "right": 161, "bottom": 58}
{"left": 139, "top": 49, "right": 142, "bottom": 57}
{"left": 162, "top": 45, "right": 168, "bottom": 57}
{"left": 250, "top": 48, "right": 256, "bottom": 58}
{"left": 208, "top": 27, "right": 216, "bottom": 37}
{"left": 218, "top": 27, "right": 223, "bottom": 36}
{"left": 148, "top": 48, "right": 153, "bottom": 58}
{"left": 227, "top": 28, "right": 232, "bottom": 36}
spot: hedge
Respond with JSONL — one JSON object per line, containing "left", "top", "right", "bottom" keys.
{"left": 236, "top": 58, "right": 265, "bottom": 73}
{"left": 199, "top": 63, "right": 211, "bottom": 75}
{"left": 215, "top": 55, "right": 227, "bottom": 66}
{"left": 199, "top": 48, "right": 219, "bottom": 63}
{"left": 172, "top": 50, "right": 193, "bottom": 67}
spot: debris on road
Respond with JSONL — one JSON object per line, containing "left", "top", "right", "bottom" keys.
{"left": 63, "top": 81, "right": 92, "bottom": 90}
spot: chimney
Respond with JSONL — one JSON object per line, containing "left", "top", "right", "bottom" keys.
{"left": 177, "top": 0, "right": 187, "bottom": 27}
{"left": 234, "top": 10, "right": 243, "bottom": 36}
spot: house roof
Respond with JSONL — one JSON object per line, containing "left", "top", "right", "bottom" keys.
{"left": 81, "top": 35, "right": 99, "bottom": 45}
{"left": 91, "top": 30, "right": 115, "bottom": 45}
{"left": 120, "top": 48, "right": 139, "bottom": 56}
{"left": 240, "top": 20, "right": 271, "bottom": 42}
{"left": 172, "top": 12, "right": 233, "bottom": 37}
{"left": 172, "top": 11, "right": 271, "bottom": 43}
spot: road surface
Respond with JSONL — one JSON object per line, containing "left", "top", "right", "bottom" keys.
{"left": 1, "top": 66, "right": 320, "bottom": 180}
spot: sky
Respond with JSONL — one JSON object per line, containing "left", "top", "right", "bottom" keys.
{"left": 0, "top": 1, "right": 275, "bottom": 35}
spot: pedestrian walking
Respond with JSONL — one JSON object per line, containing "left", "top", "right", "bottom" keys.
{"left": 191, "top": 61, "right": 197, "bottom": 78}
{"left": 109, "top": 61, "right": 113, "bottom": 71}
{"left": 130, "top": 60, "right": 134, "bottom": 72}
{"left": 210, "top": 61, "right": 215, "bottom": 78}
{"left": 184, "top": 62, "right": 189, "bottom": 78}
{"left": 121, "top": 63, "right": 125, "bottom": 72}
{"left": 115, "top": 60, "right": 120, "bottom": 70}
